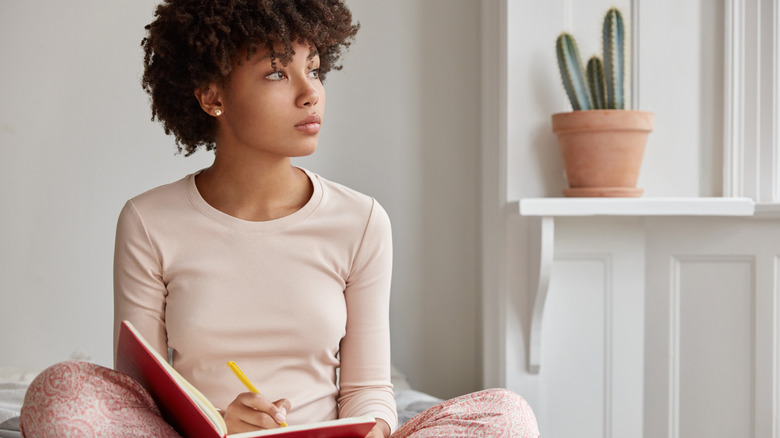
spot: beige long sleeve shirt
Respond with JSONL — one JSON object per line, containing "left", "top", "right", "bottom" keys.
{"left": 113, "top": 168, "right": 397, "bottom": 430}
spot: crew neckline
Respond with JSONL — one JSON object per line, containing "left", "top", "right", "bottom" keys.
{"left": 185, "top": 167, "right": 323, "bottom": 233}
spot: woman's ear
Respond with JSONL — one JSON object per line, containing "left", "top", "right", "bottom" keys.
{"left": 194, "top": 84, "right": 224, "bottom": 117}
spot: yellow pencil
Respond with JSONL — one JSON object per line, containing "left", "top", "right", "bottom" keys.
{"left": 226, "top": 361, "right": 288, "bottom": 427}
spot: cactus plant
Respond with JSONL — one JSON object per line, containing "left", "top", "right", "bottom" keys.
{"left": 586, "top": 56, "right": 606, "bottom": 109}
{"left": 603, "top": 8, "right": 625, "bottom": 109}
{"left": 556, "top": 7, "right": 626, "bottom": 111}
{"left": 555, "top": 33, "right": 592, "bottom": 110}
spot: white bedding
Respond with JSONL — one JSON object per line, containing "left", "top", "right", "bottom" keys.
{"left": 0, "top": 381, "right": 26, "bottom": 438}
{"left": 0, "top": 429, "right": 21, "bottom": 438}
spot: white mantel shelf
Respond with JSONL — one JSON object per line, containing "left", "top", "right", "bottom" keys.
{"left": 515, "top": 196, "right": 760, "bottom": 374}
{"left": 515, "top": 197, "right": 756, "bottom": 217}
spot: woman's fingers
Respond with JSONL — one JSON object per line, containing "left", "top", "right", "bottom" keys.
{"left": 224, "top": 392, "right": 291, "bottom": 433}
{"left": 272, "top": 398, "right": 291, "bottom": 424}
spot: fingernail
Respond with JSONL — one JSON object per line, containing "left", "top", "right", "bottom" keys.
{"left": 275, "top": 408, "right": 287, "bottom": 424}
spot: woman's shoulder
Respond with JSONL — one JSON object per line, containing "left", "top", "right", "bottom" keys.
{"left": 306, "top": 169, "right": 391, "bottom": 230}
{"left": 308, "top": 169, "right": 378, "bottom": 209}
{"left": 126, "top": 173, "right": 193, "bottom": 208}
{"left": 118, "top": 173, "right": 197, "bottom": 226}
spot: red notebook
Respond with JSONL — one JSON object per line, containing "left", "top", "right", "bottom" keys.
{"left": 116, "top": 320, "right": 376, "bottom": 438}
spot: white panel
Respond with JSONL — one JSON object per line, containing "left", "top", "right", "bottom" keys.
{"left": 751, "top": 251, "right": 779, "bottom": 438}
{"left": 638, "top": 0, "right": 724, "bottom": 196}
{"left": 672, "top": 256, "right": 755, "bottom": 438}
{"left": 724, "top": 0, "right": 745, "bottom": 196}
{"left": 541, "top": 255, "right": 609, "bottom": 438}
{"left": 776, "top": 0, "right": 780, "bottom": 201}
{"left": 699, "top": 0, "right": 727, "bottom": 196}
{"left": 541, "top": 217, "right": 645, "bottom": 438}
{"left": 724, "top": 0, "right": 780, "bottom": 201}
{"left": 741, "top": 0, "right": 760, "bottom": 199}
{"left": 776, "top": 256, "right": 780, "bottom": 438}
{"left": 758, "top": 0, "right": 778, "bottom": 201}
{"left": 645, "top": 217, "right": 780, "bottom": 438}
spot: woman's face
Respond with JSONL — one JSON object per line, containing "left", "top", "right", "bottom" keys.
{"left": 214, "top": 41, "right": 325, "bottom": 159}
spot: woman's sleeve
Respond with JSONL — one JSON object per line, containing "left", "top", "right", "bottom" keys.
{"left": 112, "top": 200, "right": 168, "bottom": 365}
{"left": 337, "top": 198, "right": 398, "bottom": 431}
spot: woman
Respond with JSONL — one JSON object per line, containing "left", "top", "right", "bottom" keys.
{"left": 20, "top": 1, "right": 539, "bottom": 437}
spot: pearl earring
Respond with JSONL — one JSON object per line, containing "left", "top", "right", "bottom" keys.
{"left": 214, "top": 108, "right": 223, "bottom": 117}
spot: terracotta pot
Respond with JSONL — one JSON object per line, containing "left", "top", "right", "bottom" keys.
{"left": 552, "top": 110, "right": 654, "bottom": 197}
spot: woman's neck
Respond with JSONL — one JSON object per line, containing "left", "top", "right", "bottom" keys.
{"left": 194, "top": 152, "right": 312, "bottom": 222}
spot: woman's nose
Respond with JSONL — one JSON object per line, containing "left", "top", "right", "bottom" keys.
{"left": 297, "top": 81, "right": 319, "bottom": 108}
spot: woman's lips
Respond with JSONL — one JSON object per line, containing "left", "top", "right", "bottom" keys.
{"left": 295, "top": 114, "right": 321, "bottom": 134}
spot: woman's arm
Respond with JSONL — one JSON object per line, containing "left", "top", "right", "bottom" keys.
{"left": 338, "top": 199, "right": 397, "bottom": 434}
{"left": 113, "top": 200, "right": 168, "bottom": 363}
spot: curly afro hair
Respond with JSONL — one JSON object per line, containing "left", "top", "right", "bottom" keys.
{"left": 141, "top": 0, "right": 359, "bottom": 155}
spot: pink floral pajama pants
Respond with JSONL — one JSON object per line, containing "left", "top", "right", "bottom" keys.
{"left": 20, "top": 361, "right": 539, "bottom": 437}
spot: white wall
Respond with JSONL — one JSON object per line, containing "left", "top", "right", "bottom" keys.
{"left": 503, "top": 0, "right": 725, "bottom": 201}
{"left": 0, "top": 0, "right": 481, "bottom": 399}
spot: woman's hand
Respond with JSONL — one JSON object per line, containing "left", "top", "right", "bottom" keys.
{"left": 223, "top": 392, "right": 291, "bottom": 434}
{"left": 365, "top": 418, "right": 391, "bottom": 438}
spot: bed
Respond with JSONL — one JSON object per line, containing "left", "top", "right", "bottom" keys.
{"left": 0, "top": 365, "right": 441, "bottom": 437}
{"left": 0, "top": 368, "right": 36, "bottom": 438}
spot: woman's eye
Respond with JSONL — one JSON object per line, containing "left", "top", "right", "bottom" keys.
{"left": 308, "top": 69, "right": 320, "bottom": 79}
{"left": 266, "top": 71, "right": 285, "bottom": 80}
